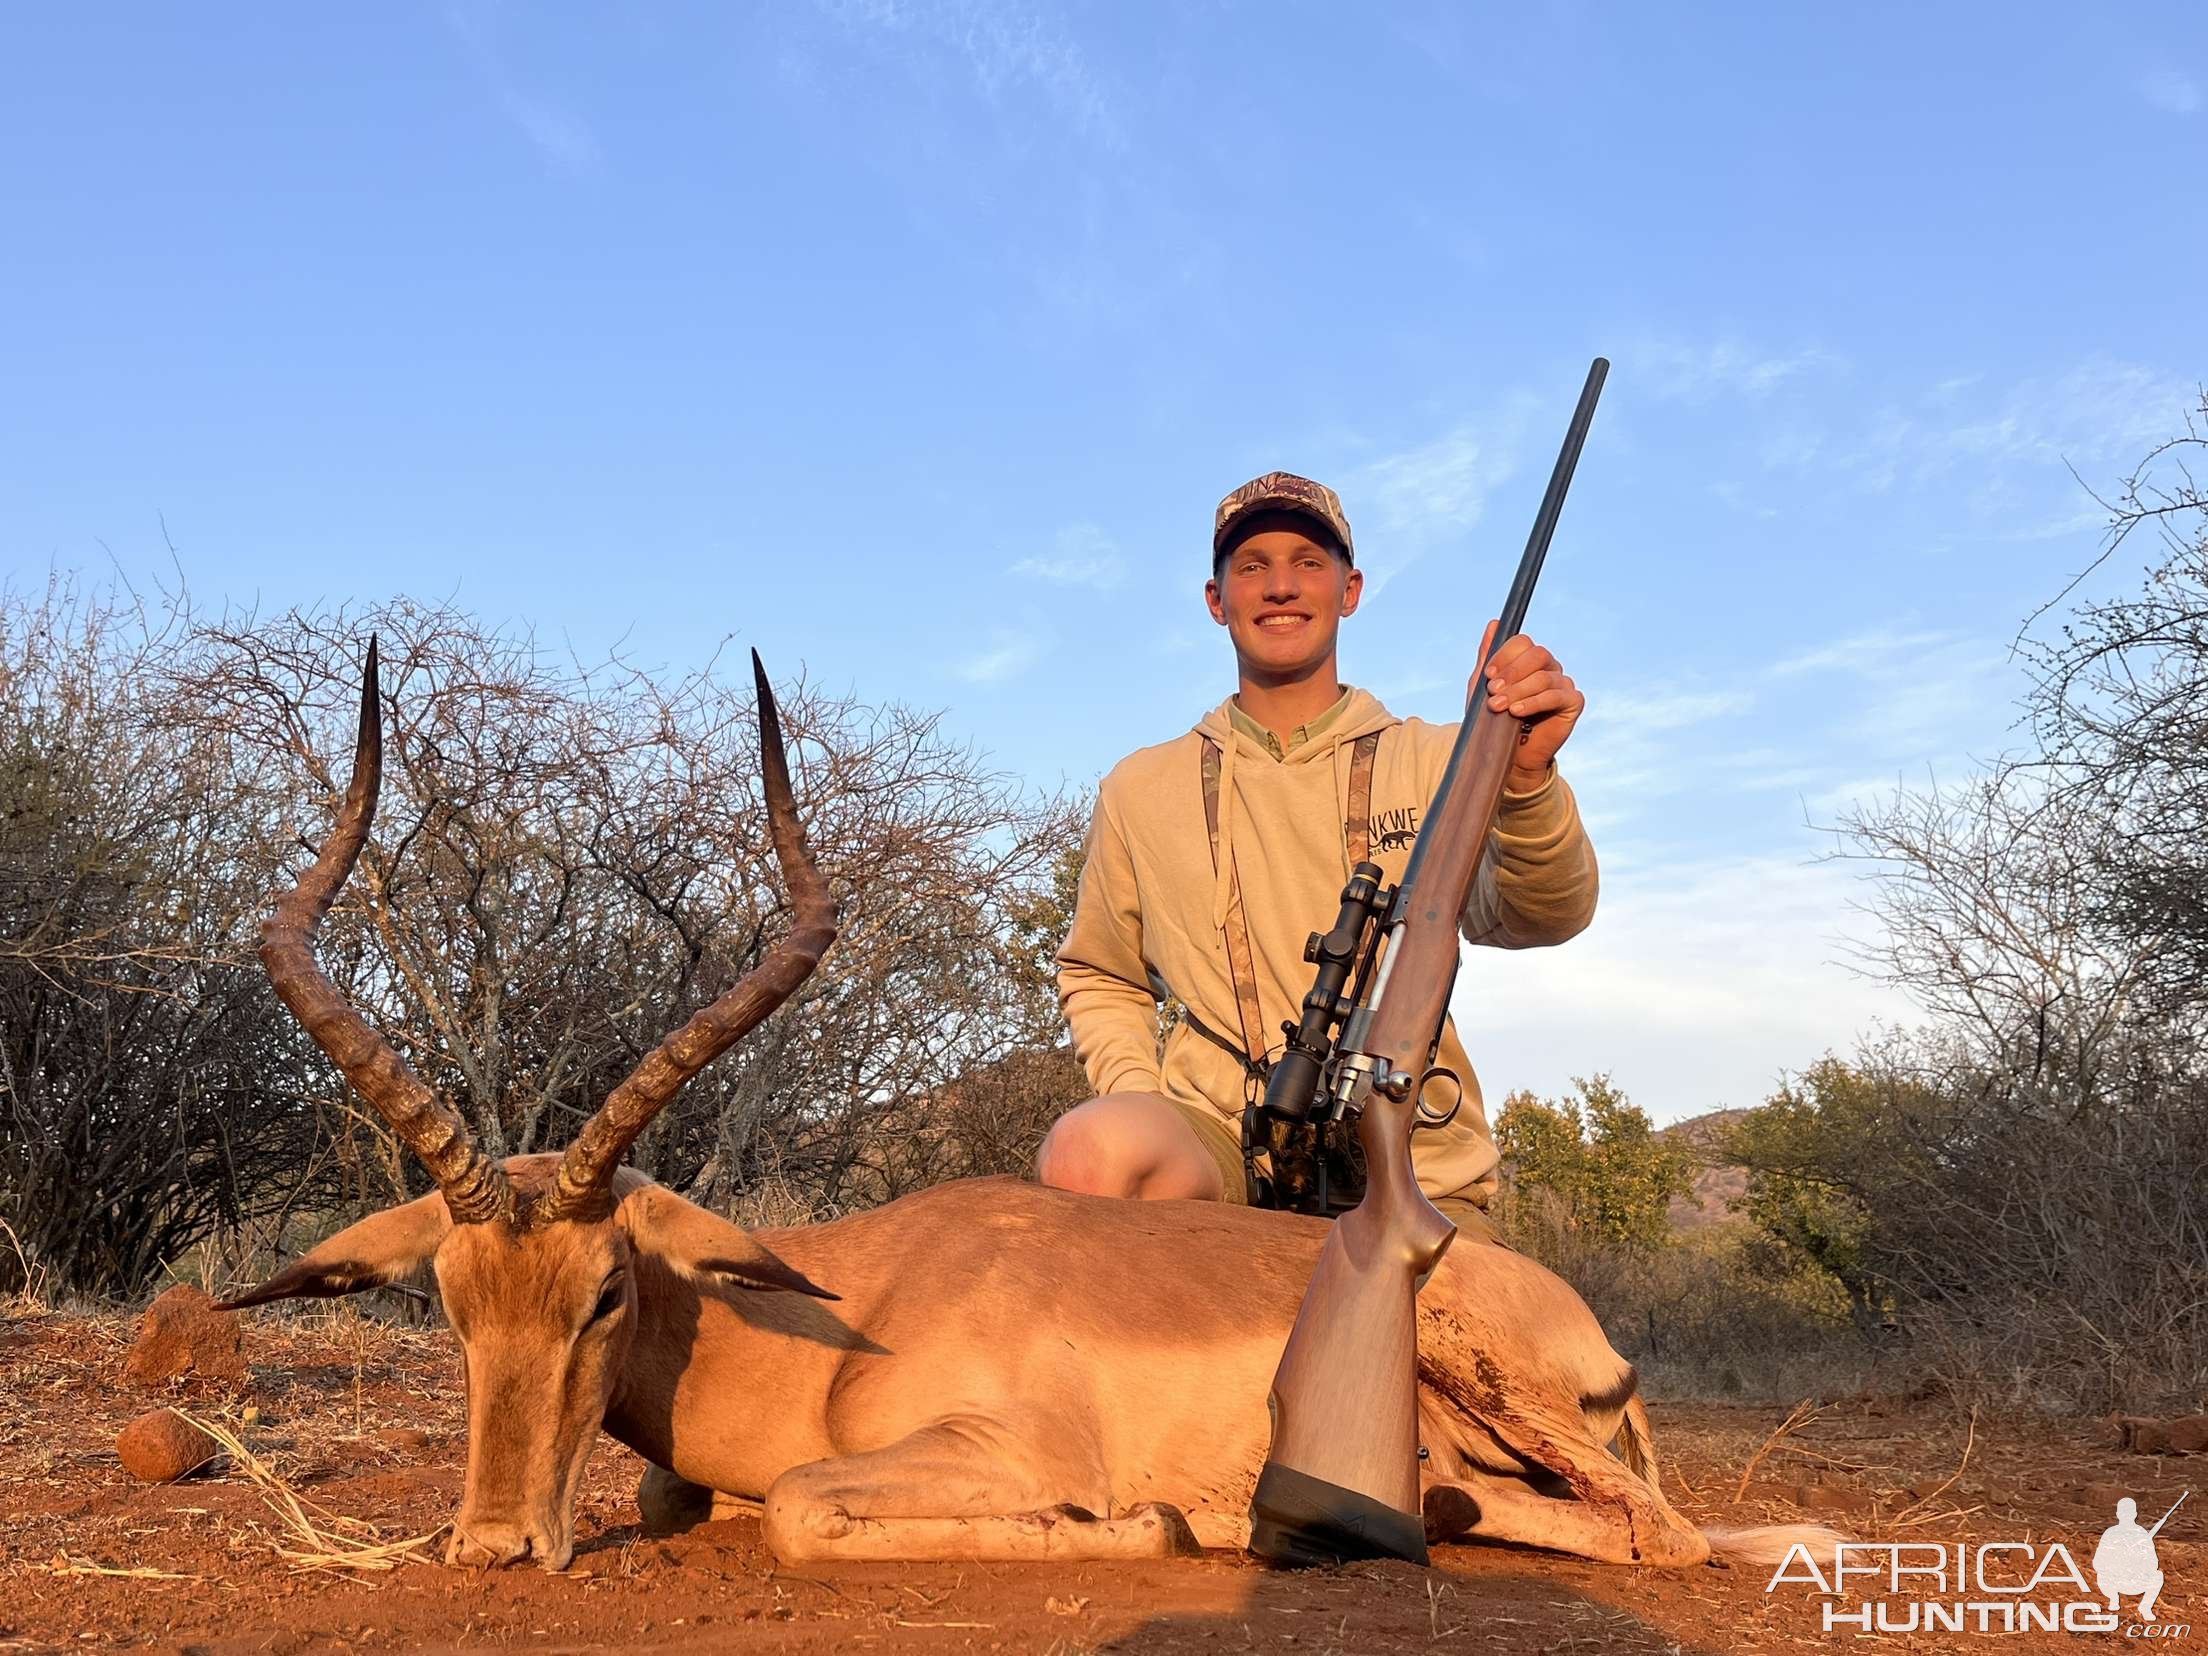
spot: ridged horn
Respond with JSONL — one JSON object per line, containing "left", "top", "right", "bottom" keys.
{"left": 260, "top": 639, "right": 513, "bottom": 1225}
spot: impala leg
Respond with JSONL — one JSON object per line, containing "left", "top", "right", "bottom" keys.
{"left": 1420, "top": 1452, "right": 1709, "bottom": 1568}
{"left": 638, "top": 1464, "right": 714, "bottom": 1535}
{"left": 637, "top": 1463, "right": 761, "bottom": 1534}
{"left": 761, "top": 1420, "right": 1201, "bottom": 1563}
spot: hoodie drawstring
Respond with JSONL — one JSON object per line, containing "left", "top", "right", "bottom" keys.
{"left": 1210, "top": 731, "right": 1239, "bottom": 931}
{"left": 1200, "top": 695, "right": 1389, "bottom": 926}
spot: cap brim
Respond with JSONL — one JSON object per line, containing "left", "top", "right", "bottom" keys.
{"left": 1213, "top": 500, "right": 1351, "bottom": 561}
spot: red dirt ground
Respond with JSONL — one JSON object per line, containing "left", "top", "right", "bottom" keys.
{"left": 1, "top": 1304, "right": 2199, "bottom": 1653}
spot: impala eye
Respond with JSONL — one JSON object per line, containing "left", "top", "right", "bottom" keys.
{"left": 589, "top": 1276, "right": 626, "bottom": 1324}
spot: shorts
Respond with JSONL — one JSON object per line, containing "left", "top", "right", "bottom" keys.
{"left": 1163, "top": 1096, "right": 1505, "bottom": 1247}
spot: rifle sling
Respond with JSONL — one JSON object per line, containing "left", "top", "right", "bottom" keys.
{"left": 1181, "top": 1004, "right": 1269, "bottom": 1081}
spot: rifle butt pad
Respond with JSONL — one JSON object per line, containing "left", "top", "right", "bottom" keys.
{"left": 1247, "top": 1461, "right": 1429, "bottom": 1568}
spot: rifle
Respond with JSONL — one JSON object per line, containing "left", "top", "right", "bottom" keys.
{"left": 1247, "top": 357, "right": 1609, "bottom": 1567}
{"left": 2147, "top": 1491, "right": 2189, "bottom": 1539}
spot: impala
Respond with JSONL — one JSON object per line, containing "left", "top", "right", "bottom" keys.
{"left": 222, "top": 643, "right": 1819, "bottom": 1574}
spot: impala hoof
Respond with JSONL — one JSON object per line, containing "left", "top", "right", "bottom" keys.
{"left": 447, "top": 1518, "right": 572, "bottom": 1571}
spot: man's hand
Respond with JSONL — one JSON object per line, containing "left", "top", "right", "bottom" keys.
{"left": 1473, "top": 620, "right": 1584, "bottom": 792}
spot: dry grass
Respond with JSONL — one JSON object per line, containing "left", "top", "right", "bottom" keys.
{"left": 44, "top": 1554, "right": 200, "bottom": 1582}
{"left": 726, "top": 1170, "right": 845, "bottom": 1231}
{"left": 1890, "top": 1404, "right": 1979, "bottom": 1526}
{"left": 0, "top": 1215, "right": 53, "bottom": 1317}
{"left": 1730, "top": 1397, "right": 1823, "bottom": 1502}
{"left": 172, "top": 1409, "right": 448, "bottom": 1574}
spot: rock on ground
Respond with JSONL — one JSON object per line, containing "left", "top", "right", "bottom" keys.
{"left": 123, "top": 1284, "right": 246, "bottom": 1389}
{"left": 116, "top": 1408, "right": 225, "bottom": 1483}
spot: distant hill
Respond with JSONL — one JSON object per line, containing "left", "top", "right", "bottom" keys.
{"left": 1660, "top": 1107, "right": 1750, "bottom": 1232}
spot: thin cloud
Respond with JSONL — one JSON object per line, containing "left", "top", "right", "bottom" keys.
{"left": 1148, "top": 628, "right": 1204, "bottom": 657}
{"left": 2003, "top": 505, "right": 2115, "bottom": 543}
{"left": 1786, "top": 356, "right": 2197, "bottom": 493}
{"left": 1841, "top": 638, "right": 2014, "bottom": 754}
{"left": 1547, "top": 680, "right": 1756, "bottom": 811}
{"left": 1800, "top": 773, "right": 1913, "bottom": 817}
{"left": 1603, "top": 687, "right": 1756, "bottom": 733}
{"left": 2142, "top": 69, "right": 2202, "bottom": 115}
{"left": 1763, "top": 624, "right": 2018, "bottom": 768}
{"left": 955, "top": 626, "right": 1047, "bottom": 683}
{"left": 1009, "top": 523, "right": 1123, "bottom": 589}
{"left": 813, "top": 0, "right": 1121, "bottom": 147}
{"left": 1710, "top": 479, "right": 1778, "bottom": 519}
{"left": 1911, "top": 357, "right": 2188, "bottom": 468}
{"left": 447, "top": 5, "right": 604, "bottom": 178}
{"left": 495, "top": 87, "right": 603, "bottom": 176}
{"left": 1728, "top": 764, "right": 1830, "bottom": 793}
{"left": 1758, "top": 428, "right": 1826, "bottom": 472}
{"left": 1768, "top": 625, "right": 1952, "bottom": 678}
{"left": 1360, "top": 405, "right": 1530, "bottom": 535}
{"left": 1636, "top": 337, "right": 1844, "bottom": 403}
{"left": 1350, "top": 402, "right": 1533, "bottom": 591}
{"left": 1008, "top": 555, "right": 1120, "bottom": 588}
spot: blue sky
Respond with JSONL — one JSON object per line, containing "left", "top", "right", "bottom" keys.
{"left": 6, "top": 3, "right": 2204, "bottom": 1121}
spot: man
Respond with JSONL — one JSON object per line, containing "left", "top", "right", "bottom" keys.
{"left": 2093, "top": 1497, "right": 2171, "bottom": 1622}
{"left": 1036, "top": 471, "right": 1596, "bottom": 1240}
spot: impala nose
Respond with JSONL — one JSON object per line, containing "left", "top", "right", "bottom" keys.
{"left": 447, "top": 1518, "right": 568, "bottom": 1570}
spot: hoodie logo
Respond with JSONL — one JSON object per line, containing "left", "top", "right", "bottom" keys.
{"left": 1372, "top": 804, "right": 1421, "bottom": 852}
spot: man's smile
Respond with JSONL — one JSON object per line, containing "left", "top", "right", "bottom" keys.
{"left": 1255, "top": 612, "right": 1312, "bottom": 631}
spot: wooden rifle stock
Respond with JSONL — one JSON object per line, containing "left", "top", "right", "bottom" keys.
{"left": 1249, "top": 359, "right": 1608, "bottom": 1568}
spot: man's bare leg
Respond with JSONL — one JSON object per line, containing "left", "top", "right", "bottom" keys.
{"left": 1035, "top": 1092, "right": 1224, "bottom": 1201}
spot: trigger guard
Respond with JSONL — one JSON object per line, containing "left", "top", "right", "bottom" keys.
{"left": 1412, "top": 1066, "right": 1463, "bottom": 1129}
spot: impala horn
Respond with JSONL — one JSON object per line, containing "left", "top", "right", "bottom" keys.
{"left": 543, "top": 649, "right": 838, "bottom": 1223}
{"left": 260, "top": 639, "right": 514, "bottom": 1225}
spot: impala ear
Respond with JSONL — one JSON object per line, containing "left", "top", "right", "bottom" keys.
{"left": 693, "top": 1246, "right": 841, "bottom": 1301}
{"left": 216, "top": 1192, "right": 453, "bottom": 1311}
{"left": 621, "top": 1185, "right": 839, "bottom": 1302}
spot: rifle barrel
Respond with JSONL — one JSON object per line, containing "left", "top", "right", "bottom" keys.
{"left": 1393, "top": 357, "right": 1609, "bottom": 917}
{"left": 1487, "top": 356, "right": 1609, "bottom": 673}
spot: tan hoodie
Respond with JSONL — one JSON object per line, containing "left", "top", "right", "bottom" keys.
{"left": 1055, "top": 686, "right": 1599, "bottom": 1206}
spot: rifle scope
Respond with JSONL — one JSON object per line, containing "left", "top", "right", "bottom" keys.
{"left": 1260, "top": 863, "right": 1386, "bottom": 1123}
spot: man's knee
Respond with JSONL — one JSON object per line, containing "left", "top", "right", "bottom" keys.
{"left": 1036, "top": 1100, "right": 1144, "bottom": 1197}
{"left": 1036, "top": 1093, "right": 1219, "bottom": 1201}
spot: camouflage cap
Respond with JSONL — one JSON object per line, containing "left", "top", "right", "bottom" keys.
{"left": 1212, "top": 471, "right": 1355, "bottom": 565}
